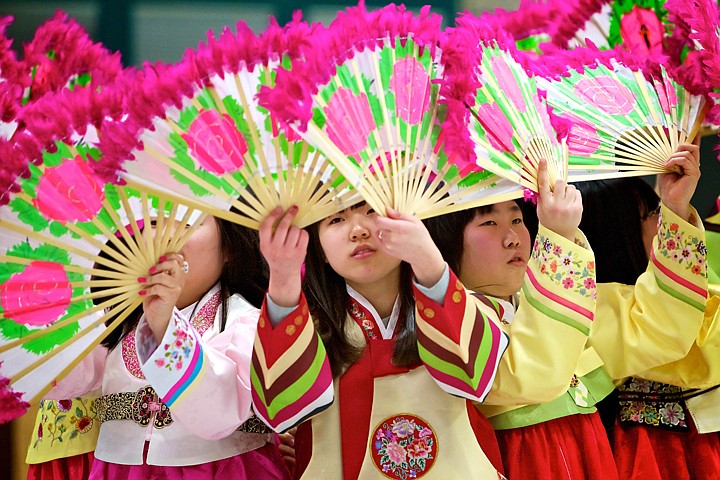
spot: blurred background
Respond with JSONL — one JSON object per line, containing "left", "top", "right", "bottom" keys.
{"left": 0, "top": 1, "right": 717, "bottom": 478}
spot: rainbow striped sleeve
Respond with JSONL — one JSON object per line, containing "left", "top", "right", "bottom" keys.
{"left": 521, "top": 225, "right": 597, "bottom": 337}
{"left": 414, "top": 269, "right": 510, "bottom": 402}
{"left": 251, "top": 294, "right": 334, "bottom": 433}
{"left": 140, "top": 310, "right": 207, "bottom": 408}
{"left": 651, "top": 204, "right": 708, "bottom": 311}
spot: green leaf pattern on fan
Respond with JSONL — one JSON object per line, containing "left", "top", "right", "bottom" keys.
{"left": 468, "top": 42, "right": 565, "bottom": 186}
{"left": 539, "top": 62, "right": 704, "bottom": 173}
{"left": 314, "top": 37, "right": 445, "bottom": 177}
{"left": 0, "top": 242, "right": 87, "bottom": 354}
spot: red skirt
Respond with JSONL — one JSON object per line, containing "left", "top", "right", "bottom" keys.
{"left": 611, "top": 418, "right": 720, "bottom": 480}
{"left": 27, "top": 452, "right": 95, "bottom": 480}
{"left": 496, "top": 412, "right": 617, "bottom": 480}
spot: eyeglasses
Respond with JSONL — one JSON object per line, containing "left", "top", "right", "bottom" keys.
{"left": 641, "top": 205, "right": 661, "bottom": 221}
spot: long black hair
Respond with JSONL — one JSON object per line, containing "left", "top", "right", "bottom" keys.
{"left": 97, "top": 218, "right": 268, "bottom": 349}
{"left": 302, "top": 218, "right": 420, "bottom": 377}
{"left": 575, "top": 178, "right": 659, "bottom": 285}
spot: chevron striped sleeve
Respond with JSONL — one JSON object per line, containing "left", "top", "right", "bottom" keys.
{"left": 590, "top": 204, "right": 710, "bottom": 380}
{"left": 250, "top": 294, "right": 334, "bottom": 433}
{"left": 413, "top": 269, "right": 510, "bottom": 402}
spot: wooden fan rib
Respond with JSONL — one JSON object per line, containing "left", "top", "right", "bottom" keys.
{"left": 0, "top": 289, "right": 137, "bottom": 353}
{"left": 20, "top": 296, "right": 144, "bottom": 407}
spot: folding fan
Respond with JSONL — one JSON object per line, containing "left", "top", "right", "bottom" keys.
{"left": 441, "top": 23, "right": 569, "bottom": 196}
{"left": 537, "top": 58, "right": 709, "bottom": 180}
{"left": 258, "top": 4, "right": 524, "bottom": 219}
{"left": 99, "top": 17, "right": 357, "bottom": 229}
{"left": 0, "top": 88, "right": 205, "bottom": 423}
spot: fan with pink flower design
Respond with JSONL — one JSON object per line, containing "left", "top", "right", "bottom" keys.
{"left": 99, "top": 17, "right": 357, "bottom": 229}
{"left": 441, "top": 23, "right": 570, "bottom": 196}
{"left": 0, "top": 88, "right": 206, "bottom": 423}
{"left": 259, "top": 4, "right": 524, "bottom": 219}
{"left": 537, "top": 58, "right": 709, "bottom": 180}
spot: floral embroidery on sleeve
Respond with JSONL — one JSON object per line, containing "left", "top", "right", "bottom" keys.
{"left": 154, "top": 313, "right": 196, "bottom": 371}
{"left": 658, "top": 218, "right": 707, "bottom": 278}
{"left": 533, "top": 234, "right": 596, "bottom": 299}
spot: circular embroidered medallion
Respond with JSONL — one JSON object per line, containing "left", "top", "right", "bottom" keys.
{"left": 370, "top": 414, "right": 438, "bottom": 479}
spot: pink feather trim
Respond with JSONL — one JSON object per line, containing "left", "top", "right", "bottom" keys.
{"left": 258, "top": 2, "right": 443, "bottom": 131}
{"left": 0, "top": 372, "right": 29, "bottom": 424}
{"left": 20, "top": 10, "right": 123, "bottom": 102}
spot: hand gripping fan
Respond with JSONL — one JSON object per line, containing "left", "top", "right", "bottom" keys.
{"left": 0, "top": 87, "right": 205, "bottom": 422}
{"left": 99, "top": 17, "right": 356, "bottom": 229}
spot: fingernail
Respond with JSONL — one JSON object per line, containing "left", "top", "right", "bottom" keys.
{"left": 290, "top": 205, "right": 299, "bottom": 212}
{"left": 149, "top": 266, "right": 157, "bottom": 274}
{"left": 138, "top": 290, "right": 147, "bottom": 296}
{"left": 159, "top": 255, "right": 167, "bottom": 262}
{"left": 137, "top": 277, "right": 146, "bottom": 283}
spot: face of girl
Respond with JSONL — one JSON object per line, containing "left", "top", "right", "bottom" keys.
{"left": 459, "top": 201, "right": 531, "bottom": 300}
{"left": 176, "top": 216, "right": 225, "bottom": 309}
{"left": 318, "top": 203, "right": 401, "bottom": 294}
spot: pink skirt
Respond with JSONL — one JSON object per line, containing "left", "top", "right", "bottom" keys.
{"left": 27, "top": 452, "right": 95, "bottom": 480}
{"left": 611, "top": 419, "right": 720, "bottom": 480}
{"left": 496, "top": 411, "right": 618, "bottom": 480}
{"left": 89, "top": 442, "right": 291, "bottom": 480}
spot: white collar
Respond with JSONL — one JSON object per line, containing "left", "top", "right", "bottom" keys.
{"left": 346, "top": 284, "right": 401, "bottom": 340}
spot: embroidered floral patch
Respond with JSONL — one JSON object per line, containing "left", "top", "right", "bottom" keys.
{"left": 33, "top": 397, "right": 97, "bottom": 449}
{"left": 155, "top": 313, "right": 196, "bottom": 371}
{"left": 371, "top": 414, "right": 437, "bottom": 479}
{"left": 533, "top": 234, "right": 596, "bottom": 299}
{"left": 658, "top": 217, "right": 707, "bottom": 279}
{"left": 617, "top": 377, "right": 688, "bottom": 431}
{"left": 350, "top": 302, "right": 377, "bottom": 340}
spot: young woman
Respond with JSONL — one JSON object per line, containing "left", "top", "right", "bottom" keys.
{"left": 249, "top": 162, "right": 598, "bottom": 479}
{"left": 45, "top": 218, "right": 289, "bottom": 479}
{"left": 577, "top": 147, "right": 720, "bottom": 480}
{"left": 425, "top": 146, "right": 709, "bottom": 479}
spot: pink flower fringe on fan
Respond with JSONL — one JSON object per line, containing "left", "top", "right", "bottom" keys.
{"left": 20, "top": 10, "right": 123, "bottom": 101}
{"left": 0, "top": 367, "right": 30, "bottom": 423}
{"left": 96, "top": 14, "right": 316, "bottom": 184}
{"left": 543, "top": 0, "right": 607, "bottom": 48}
{"left": 439, "top": 12, "right": 530, "bottom": 173}
{"left": 257, "top": 1, "right": 443, "bottom": 133}
{"left": 666, "top": 0, "right": 720, "bottom": 124}
{"left": 0, "top": 16, "right": 24, "bottom": 86}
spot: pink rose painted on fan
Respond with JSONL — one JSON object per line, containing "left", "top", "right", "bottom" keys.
{"left": 324, "top": 87, "right": 376, "bottom": 156}
{"left": 562, "top": 114, "right": 601, "bottom": 156}
{"left": 533, "top": 94, "right": 558, "bottom": 142}
{"left": 182, "top": 110, "right": 248, "bottom": 175}
{"left": 389, "top": 57, "right": 431, "bottom": 125}
{"left": 475, "top": 103, "right": 516, "bottom": 152}
{"left": 620, "top": 6, "right": 664, "bottom": 56}
{"left": 0, "top": 261, "right": 72, "bottom": 326}
{"left": 653, "top": 78, "right": 678, "bottom": 115}
{"left": 574, "top": 76, "right": 635, "bottom": 115}
{"left": 491, "top": 56, "right": 526, "bottom": 113}
{"left": 33, "top": 157, "right": 104, "bottom": 223}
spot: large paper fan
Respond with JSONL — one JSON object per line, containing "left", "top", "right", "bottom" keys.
{"left": 99, "top": 18, "right": 356, "bottom": 229}
{"left": 260, "top": 4, "right": 519, "bottom": 219}
{"left": 0, "top": 88, "right": 204, "bottom": 422}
